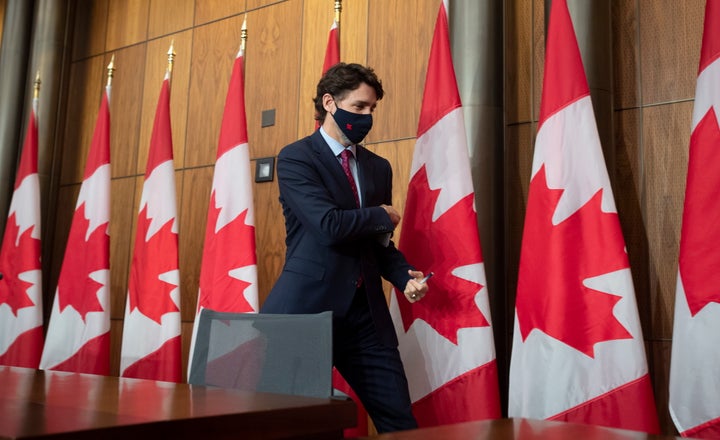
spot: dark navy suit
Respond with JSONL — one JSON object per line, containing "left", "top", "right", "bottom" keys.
{"left": 261, "top": 130, "right": 417, "bottom": 432}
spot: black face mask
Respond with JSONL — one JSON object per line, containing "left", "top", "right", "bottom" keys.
{"left": 331, "top": 106, "right": 373, "bottom": 144}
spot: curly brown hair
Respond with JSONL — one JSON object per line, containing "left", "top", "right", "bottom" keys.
{"left": 313, "top": 63, "right": 384, "bottom": 123}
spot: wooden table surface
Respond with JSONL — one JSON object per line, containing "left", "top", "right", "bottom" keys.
{"left": 0, "top": 366, "right": 355, "bottom": 439}
{"left": 353, "top": 417, "right": 683, "bottom": 440}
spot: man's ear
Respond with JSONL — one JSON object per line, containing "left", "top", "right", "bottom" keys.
{"left": 322, "top": 93, "right": 335, "bottom": 112}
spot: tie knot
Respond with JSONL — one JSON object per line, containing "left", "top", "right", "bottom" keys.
{"left": 341, "top": 149, "right": 353, "bottom": 162}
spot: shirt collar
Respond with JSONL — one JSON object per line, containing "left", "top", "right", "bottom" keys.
{"left": 319, "top": 127, "right": 357, "bottom": 158}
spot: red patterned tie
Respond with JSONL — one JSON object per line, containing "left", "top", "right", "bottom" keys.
{"left": 340, "top": 149, "right": 360, "bottom": 207}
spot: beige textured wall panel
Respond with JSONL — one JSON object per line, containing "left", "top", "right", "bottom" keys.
{"left": 651, "top": 340, "right": 673, "bottom": 434}
{"left": 613, "top": 109, "right": 650, "bottom": 330}
{"left": 612, "top": 1, "right": 640, "bottom": 110}
{"left": 639, "top": 0, "right": 703, "bottom": 105}
{"left": 642, "top": 102, "right": 690, "bottom": 340}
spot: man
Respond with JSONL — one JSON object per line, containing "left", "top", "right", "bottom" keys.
{"left": 261, "top": 63, "right": 428, "bottom": 432}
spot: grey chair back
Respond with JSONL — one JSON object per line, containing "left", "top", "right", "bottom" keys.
{"left": 188, "top": 309, "right": 333, "bottom": 398}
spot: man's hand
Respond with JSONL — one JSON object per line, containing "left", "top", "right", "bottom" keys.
{"left": 381, "top": 204, "right": 401, "bottom": 226}
{"left": 404, "top": 270, "right": 429, "bottom": 303}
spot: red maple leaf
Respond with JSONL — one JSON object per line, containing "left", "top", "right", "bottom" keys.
{"left": 199, "top": 193, "right": 256, "bottom": 312}
{"left": 56, "top": 203, "right": 109, "bottom": 321}
{"left": 516, "top": 166, "right": 632, "bottom": 357}
{"left": 128, "top": 207, "right": 179, "bottom": 323}
{"left": 396, "top": 166, "right": 488, "bottom": 344}
{"left": 679, "top": 108, "right": 720, "bottom": 316}
{"left": 0, "top": 213, "right": 40, "bottom": 315}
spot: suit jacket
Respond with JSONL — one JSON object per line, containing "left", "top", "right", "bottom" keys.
{"left": 261, "top": 130, "right": 414, "bottom": 347}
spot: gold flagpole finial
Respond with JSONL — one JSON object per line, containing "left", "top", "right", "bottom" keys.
{"left": 107, "top": 54, "right": 116, "bottom": 87}
{"left": 334, "top": 0, "right": 342, "bottom": 23}
{"left": 241, "top": 15, "right": 248, "bottom": 52}
{"left": 167, "top": 40, "right": 176, "bottom": 74}
{"left": 33, "top": 71, "right": 41, "bottom": 100}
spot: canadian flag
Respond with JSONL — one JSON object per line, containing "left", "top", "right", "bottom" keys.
{"left": 389, "top": 0, "right": 500, "bottom": 426}
{"left": 196, "top": 38, "right": 258, "bottom": 315}
{"left": 508, "top": 0, "right": 659, "bottom": 433}
{"left": 669, "top": 0, "right": 720, "bottom": 437}
{"left": 39, "top": 85, "right": 111, "bottom": 375}
{"left": 0, "top": 100, "right": 43, "bottom": 368}
{"left": 120, "top": 69, "right": 181, "bottom": 382}
{"left": 188, "top": 37, "right": 259, "bottom": 370}
{"left": 322, "top": 19, "right": 339, "bottom": 74}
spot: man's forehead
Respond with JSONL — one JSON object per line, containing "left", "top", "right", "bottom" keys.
{"left": 341, "top": 84, "right": 377, "bottom": 103}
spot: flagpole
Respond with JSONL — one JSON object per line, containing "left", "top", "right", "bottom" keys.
{"left": 241, "top": 15, "right": 247, "bottom": 52}
{"left": 106, "top": 55, "right": 115, "bottom": 88}
{"left": 167, "top": 40, "right": 176, "bottom": 83}
{"left": 334, "top": 0, "right": 342, "bottom": 37}
{"left": 33, "top": 71, "right": 40, "bottom": 113}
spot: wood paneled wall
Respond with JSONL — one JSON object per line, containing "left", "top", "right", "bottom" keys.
{"left": 48, "top": 0, "right": 705, "bottom": 436}
{"left": 505, "top": 0, "right": 705, "bottom": 435}
{"left": 0, "top": 0, "right": 5, "bottom": 40}
{"left": 54, "top": 0, "right": 437, "bottom": 380}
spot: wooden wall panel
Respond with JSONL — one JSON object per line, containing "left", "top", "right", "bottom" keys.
{"left": 612, "top": 1, "right": 639, "bottom": 110}
{"left": 642, "top": 102, "right": 690, "bottom": 340}
{"left": 135, "top": 32, "right": 192, "bottom": 175}
{"left": 185, "top": 15, "right": 245, "bottom": 168}
{"left": 245, "top": 0, "right": 303, "bottom": 158}
{"left": 367, "top": 0, "right": 437, "bottom": 142}
{"left": 532, "top": 2, "right": 544, "bottom": 123}
{"left": 0, "top": 0, "right": 5, "bottom": 43}
{"left": 650, "top": 340, "right": 673, "bottom": 434}
{"left": 195, "top": 0, "right": 246, "bottom": 27}
{"left": 148, "top": 0, "right": 195, "bottom": 39}
{"left": 178, "top": 167, "right": 213, "bottom": 321}
{"left": 364, "top": 139, "right": 413, "bottom": 239}
{"left": 296, "top": 0, "right": 371, "bottom": 138}
{"left": 639, "top": 0, "right": 703, "bottom": 105}
{"left": 109, "top": 319, "right": 124, "bottom": 376}
{"left": 48, "top": 185, "right": 81, "bottom": 304}
{"left": 613, "top": 109, "right": 651, "bottom": 332}
{"left": 72, "top": 0, "right": 107, "bottom": 61}
{"left": 60, "top": 56, "right": 104, "bottom": 185}
{"left": 109, "top": 44, "right": 146, "bottom": 178}
{"left": 109, "top": 177, "right": 135, "bottom": 320}
{"left": 248, "top": 0, "right": 284, "bottom": 10}
{"left": 253, "top": 176, "right": 284, "bottom": 306}
{"left": 105, "top": 0, "right": 149, "bottom": 52}
{"left": 297, "top": 0, "right": 337, "bottom": 137}
{"left": 503, "top": 122, "right": 534, "bottom": 333}
{"left": 341, "top": 0, "right": 369, "bottom": 65}
{"left": 505, "top": 0, "right": 532, "bottom": 125}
